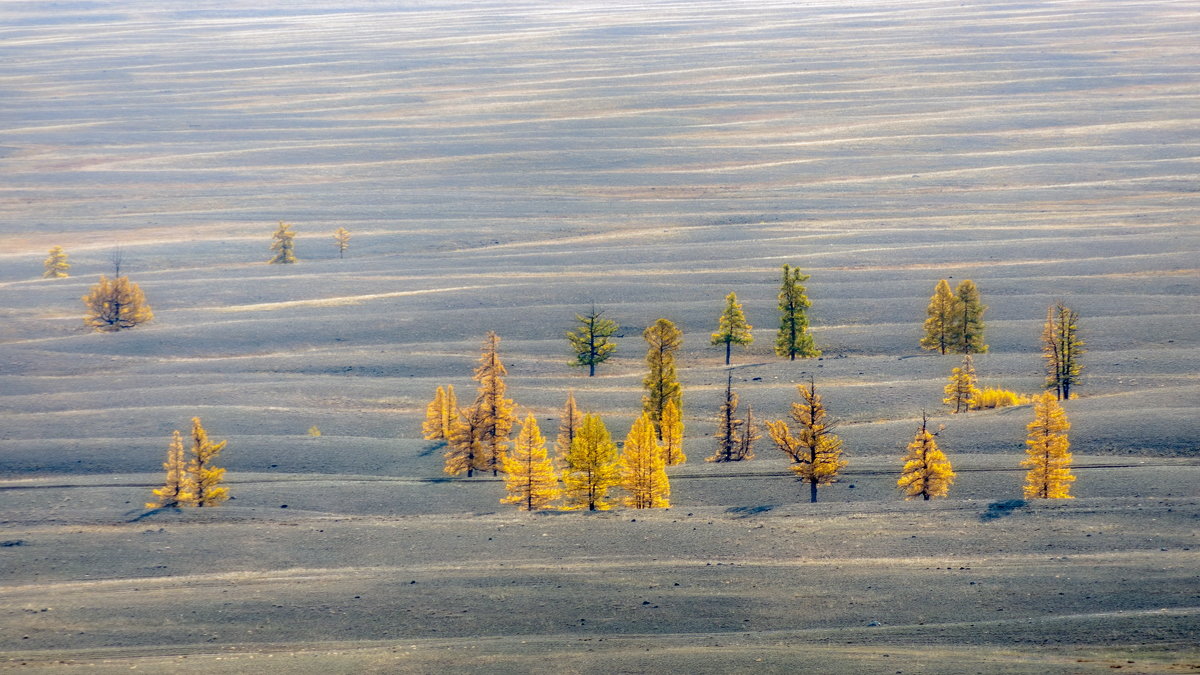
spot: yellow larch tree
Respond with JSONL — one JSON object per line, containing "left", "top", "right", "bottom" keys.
{"left": 642, "top": 318, "right": 683, "bottom": 433}
{"left": 445, "top": 405, "right": 485, "bottom": 477}
{"left": 501, "top": 414, "right": 561, "bottom": 511}
{"left": 920, "top": 279, "right": 956, "bottom": 354}
{"left": 659, "top": 398, "right": 686, "bottom": 465}
{"left": 43, "top": 246, "right": 70, "bottom": 278}
{"left": 943, "top": 354, "right": 980, "bottom": 413}
{"left": 423, "top": 385, "right": 457, "bottom": 441}
{"left": 82, "top": 276, "right": 153, "bottom": 331}
{"left": 146, "top": 430, "right": 193, "bottom": 508}
{"left": 555, "top": 391, "right": 585, "bottom": 466}
{"left": 766, "top": 380, "right": 847, "bottom": 503}
{"left": 897, "top": 415, "right": 955, "bottom": 501}
{"left": 776, "top": 264, "right": 820, "bottom": 360}
{"left": 472, "top": 332, "right": 516, "bottom": 476}
{"left": 1022, "top": 392, "right": 1075, "bottom": 499}
{"left": 620, "top": 413, "right": 670, "bottom": 509}
{"left": 186, "top": 417, "right": 228, "bottom": 507}
{"left": 561, "top": 414, "right": 620, "bottom": 511}
{"left": 269, "top": 221, "right": 297, "bottom": 263}
{"left": 711, "top": 292, "right": 753, "bottom": 365}
{"left": 333, "top": 227, "right": 351, "bottom": 259}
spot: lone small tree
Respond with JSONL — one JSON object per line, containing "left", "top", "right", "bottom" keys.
{"left": 269, "top": 221, "right": 297, "bottom": 264}
{"left": 709, "top": 372, "right": 743, "bottom": 463}
{"left": 1022, "top": 392, "right": 1075, "bottom": 499}
{"left": 619, "top": 413, "right": 670, "bottom": 509}
{"left": 766, "top": 379, "right": 847, "bottom": 503}
{"left": 332, "top": 227, "right": 351, "bottom": 259}
{"left": 943, "top": 354, "right": 980, "bottom": 414}
{"left": 82, "top": 276, "right": 153, "bottom": 331}
{"left": 43, "top": 246, "right": 70, "bottom": 278}
{"left": 501, "top": 414, "right": 561, "bottom": 511}
{"left": 146, "top": 430, "right": 192, "bottom": 508}
{"left": 951, "top": 280, "right": 987, "bottom": 354}
{"left": 187, "top": 417, "right": 228, "bottom": 508}
{"left": 642, "top": 318, "right": 683, "bottom": 432}
{"left": 711, "top": 292, "right": 753, "bottom": 365}
{"left": 1042, "top": 303, "right": 1084, "bottom": 401}
{"left": 567, "top": 307, "right": 619, "bottom": 376}
{"left": 472, "top": 332, "right": 516, "bottom": 476}
{"left": 775, "top": 264, "right": 820, "bottom": 360}
{"left": 897, "top": 414, "right": 955, "bottom": 501}
{"left": 920, "top": 279, "right": 956, "bottom": 354}
{"left": 561, "top": 414, "right": 620, "bottom": 511}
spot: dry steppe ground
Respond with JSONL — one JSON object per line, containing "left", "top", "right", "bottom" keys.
{"left": 1, "top": 0, "right": 1198, "bottom": 672}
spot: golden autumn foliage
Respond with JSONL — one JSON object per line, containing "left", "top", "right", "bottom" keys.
{"left": 973, "top": 387, "right": 1029, "bottom": 409}
{"left": 332, "top": 226, "right": 351, "bottom": 259}
{"left": 146, "top": 430, "right": 192, "bottom": 509}
{"left": 445, "top": 405, "right": 486, "bottom": 477}
{"left": 307, "top": 425, "right": 321, "bottom": 437}
{"left": 561, "top": 414, "right": 620, "bottom": 511}
{"left": 642, "top": 318, "right": 683, "bottom": 432}
{"left": 43, "top": 246, "right": 70, "bottom": 278}
{"left": 943, "top": 354, "right": 980, "bottom": 413}
{"left": 82, "top": 275, "right": 153, "bottom": 331}
{"left": 1023, "top": 392, "right": 1075, "bottom": 499}
{"left": 711, "top": 292, "right": 753, "bottom": 365}
{"left": 187, "top": 417, "right": 228, "bottom": 508}
{"left": 619, "top": 413, "right": 670, "bottom": 509}
{"left": 423, "top": 385, "right": 457, "bottom": 441}
{"left": 897, "top": 417, "right": 955, "bottom": 500}
{"left": 920, "top": 279, "right": 956, "bottom": 354}
{"left": 268, "top": 221, "right": 297, "bottom": 263}
{"left": 659, "top": 398, "right": 686, "bottom": 465}
{"left": 766, "top": 380, "right": 847, "bottom": 503}
{"left": 555, "top": 391, "right": 585, "bottom": 466}
{"left": 501, "top": 414, "right": 561, "bottom": 511}
{"left": 472, "top": 332, "right": 516, "bottom": 476}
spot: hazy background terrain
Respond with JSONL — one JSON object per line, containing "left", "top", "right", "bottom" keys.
{"left": 0, "top": 0, "right": 1197, "bottom": 671}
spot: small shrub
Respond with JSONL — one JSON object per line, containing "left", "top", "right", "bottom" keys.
{"left": 972, "top": 388, "right": 1029, "bottom": 409}
{"left": 307, "top": 425, "right": 321, "bottom": 437}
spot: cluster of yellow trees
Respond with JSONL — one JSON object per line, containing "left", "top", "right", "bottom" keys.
{"left": 428, "top": 327, "right": 1078, "bottom": 510}
{"left": 146, "top": 418, "right": 229, "bottom": 509}
{"left": 426, "top": 333, "right": 683, "bottom": 510}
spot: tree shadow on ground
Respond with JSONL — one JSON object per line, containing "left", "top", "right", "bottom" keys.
{"left": 980, "top": 499, "right": 1027, "bottom": 522}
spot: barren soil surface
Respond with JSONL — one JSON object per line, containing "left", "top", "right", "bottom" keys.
{"left": 0, "top": 0, "right": 1197, "bottom": 672}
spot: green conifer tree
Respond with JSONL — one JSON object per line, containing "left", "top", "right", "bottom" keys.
{"left": 567, "top": 306, "right": 619, "bottom": 376}
{"left": 775, "top": 264, "right": 819, "bottom": 360}
{"left": 711, "top": 292, "right": 753, "bottom": 365}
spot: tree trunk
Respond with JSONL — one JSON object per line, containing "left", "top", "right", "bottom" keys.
{"left": 725, "top": 341, "right": 731, "bottom": 365}
{"left": 809, "top": 480, "right": 818, "bottom": 503}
